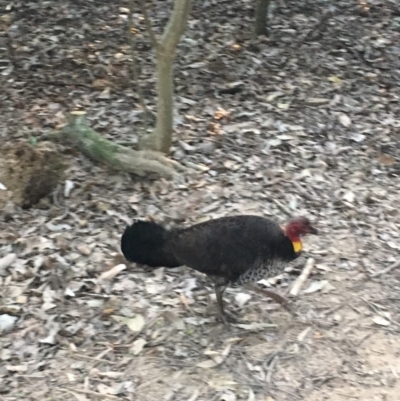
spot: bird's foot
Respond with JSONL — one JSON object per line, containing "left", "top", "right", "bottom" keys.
{"left": 217, "top": 311, "right": 239, "bottom": 325}
{"left": 281, "top": 298, "right": 296, "bottom": 315}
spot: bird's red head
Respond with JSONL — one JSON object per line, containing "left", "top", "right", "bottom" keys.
{"left": 284, "top": 217, "right": 318, "bottom": 253}
{"left": 285, "top": 217, "right": 318, "bottom": 240}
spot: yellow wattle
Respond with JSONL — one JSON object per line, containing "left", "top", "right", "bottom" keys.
{"left": 280, "top": 225, "right": 303, "bottom": 253}
{"left": 292, "top": 240, "right": 303, "bottom": 253}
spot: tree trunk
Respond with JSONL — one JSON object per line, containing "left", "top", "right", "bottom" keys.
{"left": 149, "top": 54, "right": 174, "bottom": 153}
{"left": 254, "top": 0, "right": 271, "bottom": 37}
{"left": 140, "top": 0, "right": 193, "bottom": 154}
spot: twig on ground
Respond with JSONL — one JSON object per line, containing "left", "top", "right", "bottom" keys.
{"left": 290, "top": 258, "right": 315, "bottom": 296}
{"left": 370, "top": 260, "right": 400, "bottom": 278}
{"left": 72, "top": 353, "right": 117, "bottom": 365}
{"left": 56, "top": 387, "right": 120, "bottom": 400}
{"left": 271, "top": 386, "right": 302, "bottom": 399}
{"left": 334, "top": 392, "right": 359, "bottom": 399}
{"left": 272, "top": 198, "right": 292, "bottom": 216}
{"left": 292, "top": 180, "right": 318, "bottom": 202}
{"left": 323, "top": 302, "right": 345, "bottom": 316}
{"left": 181, "top": 160, "right": 209, "bottom": 171}
{"left": 266, "top": 354, "right": 278, "bottom": 383}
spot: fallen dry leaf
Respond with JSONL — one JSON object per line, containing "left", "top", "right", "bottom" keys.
{"left": 220, "top": 391, "right": 236, "bottom": 401}
{"left": 64, "top": 180, "right": 75, "bottom": 197}
{"left": 378, "top": 153, "right": 396, "bottom": 166}
{"left": 0, "top": 314, "right": 17, "bottom": 333}
{"left": 112, "top": 314, "right": 145, "bottom": 332}
{"left": 350, "top": 133, "right": 366, "bottom": 142}
{"left": 196, "top": 360, "right": 220, "bottom": 369}
{"left": 98, "top": 264, "right": 126, "bottom": 282}
{"left": 214, "top": 108, "right": 230, "bottom": 120}
{"left": 303, "top": 280, "right": 329, "bottom": 294}
{"left": 77, "top": 244, "right": 92, "bottom": 256}
{"left": 338, "top": 113, "right": 351, "bottom": 127}
{"left": 92, "top": 78, "right": 112, "bottom": 89}
{"left": 97, "top": 371, "right": 124, "bottom": 379}
{"left": 6, "top": 364, "right": 28, "bottom": 372}
{"left": 130, "top": 338, "right": 147, "bottom": 355}
{"left": 247, "top": 389, "right": 255, "bottom": 401}
{"left": 372, "top": 315, "right": 390, "bottom": 326}
{"left": 277, "top": 102, "right": 290, "bottom": 110}
{"left": 342, "top": 191, "right": 355, "bottom": 203}
{"left": 235, "top": 293, "right": 251, "bottom": 308}
{"left": 328, "top": 75, "right": 342, "bottom": 84}
{"left": 0, "top": 253, "right": 17, "bottom": 273}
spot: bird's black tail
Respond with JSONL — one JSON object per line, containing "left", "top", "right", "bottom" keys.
{"left": 121, "top": 220, "right": 181, "bottom": 268}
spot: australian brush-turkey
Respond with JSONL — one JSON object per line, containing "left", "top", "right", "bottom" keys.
{"left": 121, "top": 215, "right": 317, "bottom": 323}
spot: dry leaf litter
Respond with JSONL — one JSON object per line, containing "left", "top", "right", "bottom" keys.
{"left": 1, "top": 1, "right": 400, "bottom": 400}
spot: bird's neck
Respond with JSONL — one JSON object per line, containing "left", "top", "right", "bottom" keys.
{"left": 281, "top": 225, "right": 303, "bottom": 253}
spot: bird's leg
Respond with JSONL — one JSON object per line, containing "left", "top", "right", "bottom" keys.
{"left": 214, "top": 283, "right": 237, "bottom": 324}
{"left": 244, "top": 284, "right": 293, "bottom": 314}
{"left": 215, "top": 283, "right": 227, "bottom": 316}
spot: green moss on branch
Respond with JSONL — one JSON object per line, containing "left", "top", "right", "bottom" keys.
{"left": 59, "top": 113, "right": 184, "bottom": 178}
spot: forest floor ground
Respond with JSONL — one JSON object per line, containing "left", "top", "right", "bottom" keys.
{"left": 1, "top": 1, "right": 400, "bottom": 400}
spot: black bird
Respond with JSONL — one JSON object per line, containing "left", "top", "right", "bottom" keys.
{"left": 121, "top": 215, "right": 317, "bottom": 323}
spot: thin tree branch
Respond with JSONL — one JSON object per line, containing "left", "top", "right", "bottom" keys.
{"left": 127, "top": 0, "right": 148, "bottom": 140}
{"left": 139, "top": 0, "right": 159, "bottom": 51}
{"left": 160, "top": 0, "right": 193, "bottom": 55}
{"left": 135, "top": 0, "right": 193, "bottom": 154}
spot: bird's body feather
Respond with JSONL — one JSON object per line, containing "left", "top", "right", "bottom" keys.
{"left": 165, "top": 215, "right": 297, "bottom": 284}
{"left": 122, "top": 215, "right": 298, "bottom": 284}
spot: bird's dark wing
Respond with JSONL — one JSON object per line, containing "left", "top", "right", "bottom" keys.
{"left": 165, "top": 215, "right": 296, "bottom": 282}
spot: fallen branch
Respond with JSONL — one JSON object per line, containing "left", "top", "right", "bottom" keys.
{"left": 289, "top": 258, "right": 315, "bottom": 297}
{"left": 58, "top": 113, "right": 187, "bottom": 178}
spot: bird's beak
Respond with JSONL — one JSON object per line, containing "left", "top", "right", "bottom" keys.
{"left": 309, "top": 226, "right": 318, "bottom": 235}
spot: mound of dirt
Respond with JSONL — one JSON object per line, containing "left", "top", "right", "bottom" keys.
{"left": 0, "top": 141, "right": 66, "bottom": 210}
